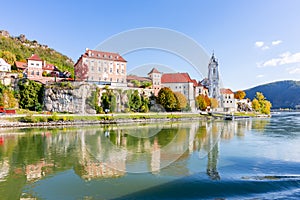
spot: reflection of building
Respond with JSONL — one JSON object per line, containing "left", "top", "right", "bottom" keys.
{"left": 25, "top": 160, "right": 53, "bottom": 181}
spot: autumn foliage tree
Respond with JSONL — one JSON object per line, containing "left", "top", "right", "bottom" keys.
{"left": 174, "top": 92, "right": 187, "bottom": 111}
{"left": 196, "top": 95, "right": 207, "bottom": 111}
{"left": 252, "top": 92, "right": 272, "bottom": 115}
{"left": 234, "top": 90, "right": 246, "bottom": 100}
{"left": 157, "top": 87, "right": 177, "bottom": 111}
{"left": 210, "top": 98, "right": 219, "bottom": 110}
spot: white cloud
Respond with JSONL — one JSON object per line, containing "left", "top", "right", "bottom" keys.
{"left": 260, "top": 51, "right": 300, "bottom": 67}
{"left": 272, "top": 40, "right": 282, "bottom": 46}
{"left": 256, "top": 74, "right": 264, "bottom": 78}
{"left": 255, "top": 41, "right": 264, "bottom": 48}
{"left": 287, "top": 67, "right": 300, "bottom": 74}
{"left": 262, "top": 45, "right": 270, "bottom": 50}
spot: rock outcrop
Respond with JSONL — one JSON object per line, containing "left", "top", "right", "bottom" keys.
{"left": 44, "top": 82, "right": 97, "bottom": 114}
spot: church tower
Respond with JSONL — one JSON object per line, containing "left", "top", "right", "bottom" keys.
{"left": 207, "top": 53, "right": 220, "bottom": 99}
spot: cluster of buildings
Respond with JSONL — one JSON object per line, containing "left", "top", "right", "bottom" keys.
{"left": 74, "top": 48, "right": 249, "bottom": 112}
{"left": 0, "top": 47, "right": 251, "bottom": 113}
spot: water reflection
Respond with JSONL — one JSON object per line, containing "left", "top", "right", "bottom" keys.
{"left": 0, "top": 118, "right": 263, "bottom": 198}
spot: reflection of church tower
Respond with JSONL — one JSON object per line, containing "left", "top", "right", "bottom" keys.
{"left": 148, "top": 68, "right": 162, "bottom": 96}
{"left": 206, "top": 142, "right": 220, "bottom": 180}
{"left": 207, "top": 53, "right": 220, "bottom": 99}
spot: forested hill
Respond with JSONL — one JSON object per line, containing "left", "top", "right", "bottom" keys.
{"left": 0, "top": 31, "right": 74, "bottom": 74}
{"left": 244, "top": 80, "right": 300, "bottom": 109}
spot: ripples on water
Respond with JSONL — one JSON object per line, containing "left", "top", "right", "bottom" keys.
{"left": 0, "top": 112, "right": 299, "bottom": 199}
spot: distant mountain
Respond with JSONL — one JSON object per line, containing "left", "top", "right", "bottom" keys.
{"left": 0, "top": 30, "right": 74, "bottom": 74}
{"left": 244, "top": 80, "right": 300, "bottom": 109}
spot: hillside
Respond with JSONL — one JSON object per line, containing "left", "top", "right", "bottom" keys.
{"left": 0, "top": 30, "right": 74, "bottom": 75}
{"left": 244, "top": 80, "right": 300, "bottom": 109}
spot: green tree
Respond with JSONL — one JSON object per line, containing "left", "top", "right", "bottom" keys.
{"left": 0, "top": 50, "right": 16, "bottom": 65}
{"left": 17, "top": 79, "right": 44, "bottom": 111}
{"left": 140, "top": 95, "right": 149, "bottom": 113}
{"left": 131, "top": 80, "right": 140, "bottom": 87}
{"left": 142, "top": 81, "right": 152, "bottom": 88}
{"left": 157, "top": 87, "right": 177, "bottom": 111}
{"left": 234, "top": 90, "right": 246, "bottom": 100}
{"left": 101, "top": 86, "right": 116, "bottom": 113}
{"left": 129, "top": 90, "right": 142, "bottom": 112}
{"left": 174, "top": 92, "right": 187, "bottom": 111}
{"left": 196, "top": 95, "right": 207, "bottom": 111}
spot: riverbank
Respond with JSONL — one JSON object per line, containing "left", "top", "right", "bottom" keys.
{"left": 0, "top": 112, "right": 267, "bottom": 129}
{"left": 0, "top": 112, "right": 208, "bottom": 128}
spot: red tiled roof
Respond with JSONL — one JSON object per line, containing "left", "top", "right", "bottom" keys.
{"left": 43, "top": 63, "right": 55, "bottom": 71}
{"left": 83, "top": 49, "right": 126, "bottom": 62}
{"left": 27, "top": 54, "right": 42, "bottom": 61}
{"left": 161, "top": 73, "right": 193, "bottom": 83}
{"left": 15, "top": 61, "right": 27, "bottom": 69}
{"left": 148, "top": 68, "right": 160, "bottom": 74}
{"left": 220, "top": 88, "right": 234, "bottom": 94}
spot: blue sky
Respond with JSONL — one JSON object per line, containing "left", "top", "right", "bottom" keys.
{"left": 1, "top": 0, "right": 300, "bottom": 90}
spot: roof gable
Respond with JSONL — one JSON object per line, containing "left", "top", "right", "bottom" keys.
{"left": 83, "top": 49, "right": 126, "bottom": 62}
{"left": 220, "top": 88, "right": 234, "bottom": 94}
{"left": 27, "top": 54, "right": 42, "bottom": 61}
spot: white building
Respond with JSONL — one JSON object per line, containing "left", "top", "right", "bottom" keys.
{"left": 0, "top": 58, "right": 11, "bottom": 72}
{"left": 220, "top": 88, "right": 236, "bottom": 113}
{"left": 26, "top": 54, "right": 43, "bottom": 78}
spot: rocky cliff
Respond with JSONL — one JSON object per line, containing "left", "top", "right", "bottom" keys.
{"left": 44, "top": 82, "right": 97, "bottom": 114}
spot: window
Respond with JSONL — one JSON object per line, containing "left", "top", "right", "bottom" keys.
{"left": 31, "top": 71, "right": 34, "bottom": 75}
{"left": 98, "top": 67, "right": 101, "bottom": 72}
{"left": 36, "top": 71, "right": 39, "bottom": 75}
{"left": 36, "top": 63, "right": 39, "bottom": 66}
{"left": 117, "top": 78, "right": 119, "bottom": 82}
{"left": 117, "top": 69, "right": 119, "bottom": 73}
{"left": 104, "top": 67, "right": 107, "bottom": 72}
{"left": 110, "top": 68, "right": 112, "bottom": 73}
{"left": 31, "top": 63, "right": 34, "bottom": 66}
{"left": 122, "top": 69, "right": 124, "bottom": 74}
{"left": 91, "top": 66, "right": 94, "bottom": 71}
{"left": 110, "top": 78, "right": 112, "bottom": 82}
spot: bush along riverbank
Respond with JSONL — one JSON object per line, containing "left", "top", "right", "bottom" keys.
{"left": 0, "top": 112, "right": 210, "bottom": 128}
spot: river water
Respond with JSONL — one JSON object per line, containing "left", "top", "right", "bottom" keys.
{"left": 0, "top": 112, "right": 299, "bottom": 200}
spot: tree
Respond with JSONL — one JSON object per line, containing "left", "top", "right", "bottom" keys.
{"left": 131, "top": 80, "right": 140, "bottom": 87}
{"left": 140, "top": 95, "right": 149, "bottom": 112}
{"left": 234, "top": 90, "right": 246, "bottom": 100}
{"left": 75, "top": 62, "right": 88, "bottom": 81}
{"left": 129, "top": 90, "right": 142, "bottom": 112}
{"left": 101, "top": 86, "right": 116, "bottom": 113}
{"left": 210, "top": 98, "right": 218, "bottom": 109}
{"left": 196, "top": 95, "right": 207, "bottom": 111}
{"left": 142, "top": 81, "right": 152, "bottom": 88}
{"left": 157, "top": 87, "right": 177, "bottom": 111}
{"left": 252, "top": 98, "right": 260, "bottom": 112}
{"left": 17, "top": 79, "right": 44, "bottom": 111}
{"left": 174, "top": 92, "right": 187, "bottom": 111}
{"left": 0, "top": 50, "right": 16, "bottom": 65}
{"left": 252, "top": 92, "right": 272, "bottom": 114}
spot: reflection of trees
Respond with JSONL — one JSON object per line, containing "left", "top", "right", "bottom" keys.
{"left": 252, "top": 119, "right": 270, "bottom": 132}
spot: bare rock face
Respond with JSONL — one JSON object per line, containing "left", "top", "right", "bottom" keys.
{"left": 44, "top": 82, "right": 97, "bottom": 114}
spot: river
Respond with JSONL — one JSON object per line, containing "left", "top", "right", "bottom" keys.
{"left": 0, "top": 112, "right": 299, "bottom": 199}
